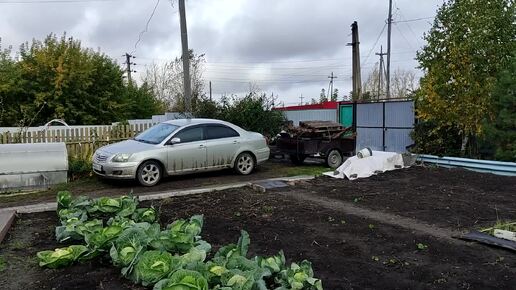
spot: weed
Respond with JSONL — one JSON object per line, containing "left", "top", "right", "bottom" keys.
{"left": 353, "top": 197, "right": 363, "bottom": 203}
{"left": 234, "top": 212, "right": 241, "bottom": 217}
{"left": 0, "top": 256, "right": 6, "bottom": 272}
{"left": 327, "top": 216, "right": 335, "bottom": 223}
{"left": 416, "top": 243, "right": 428, "bottom": 250}
{"left": 11, "top": 241, "right": 29, "bottom": 250}
{"left": 371, "top": 256, "right": 379, "bottom": 262}
{"left": 368, "top": 224, "right": 375, "bottom": 230}
{"left": 262, "top": 206, "right": 273, "bottom": 213}
{"left": 340, "top": 220, "right": 346, "bottom": 224}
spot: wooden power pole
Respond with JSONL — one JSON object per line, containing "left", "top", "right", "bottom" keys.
{"left": 386, "top": 0, "right": 393, "bottom": 99}
{"left": 178, "top": 0, "right": 192, "bottom": 114}
{"left": 375, "top": 45, "right": 387, "bottom": 100}
{"left": 124, "top": 53, "right": 134, "bottom": 86}
{"left": 350, "top": 21, "right": 362, "bottom": 99}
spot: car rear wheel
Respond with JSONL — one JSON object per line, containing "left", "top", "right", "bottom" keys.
{"left": 137, "top": 160, "right": 162, "bottom": 187}
{"left": 234, "top": 152, "right": 255, "bottom": 175}
{"left": 326, "top": 149, "right": 343, "bottom": 169}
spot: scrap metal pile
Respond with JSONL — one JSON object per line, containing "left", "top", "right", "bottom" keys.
{"left": 284, "top": 121, "right": 353, "bottom": 140}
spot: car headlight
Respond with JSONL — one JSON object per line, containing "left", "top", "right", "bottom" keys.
{"left": 112, "top": 153, "right": 132, "bottom": 162}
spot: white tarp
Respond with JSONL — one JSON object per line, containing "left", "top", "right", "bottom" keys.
{"left": 324, "top": 151, "right": 405, "bottom": 180}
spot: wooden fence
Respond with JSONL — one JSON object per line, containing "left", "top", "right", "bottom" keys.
{"left": 0, "top": 123, "right": 155, "bottom": 161}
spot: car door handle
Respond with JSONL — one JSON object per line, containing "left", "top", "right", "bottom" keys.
{"left": 232, "top": 140, "right": 239, "bottom": 144}
{"left": 199, "top": 144, "right": 205, "bottom": 149}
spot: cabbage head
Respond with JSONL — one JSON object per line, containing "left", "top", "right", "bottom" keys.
{"left": 37, "top": 245, "right": 88, "bottom": 269}
{"left": 133, "top": 250, "right": 174, "bottom": 286}
{"left": 153, "top": 269, "right": 208, "bottom": 290}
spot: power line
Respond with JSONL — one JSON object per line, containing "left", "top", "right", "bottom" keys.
{"left": 362, "top": 23, "right": 387, "bottom": 67}
{"left": 393, "top": 17, "right": 434, "bottom": 23}
{"left": 131, "top": 0, "right": 161, "bottom": 54}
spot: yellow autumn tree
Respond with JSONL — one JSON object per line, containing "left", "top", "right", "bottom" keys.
{"left": 415, "top": 0, "right": 515, "bottom": 155}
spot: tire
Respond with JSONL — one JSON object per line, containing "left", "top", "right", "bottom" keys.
{"left": 234, "top": 152, "right": 255, "bottom": 175}
{"left": 326, "top": 149, "right": 343, "bottom": 169}
{"left": 290, "top": 154, "right": 306, "bottom": 165}
{"left": 136, "top": 160, "right": 162, "bottom": 187}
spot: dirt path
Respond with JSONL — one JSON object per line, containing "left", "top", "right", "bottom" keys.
{"left": 286, "top": 190, "right": 462, "bottom": 244}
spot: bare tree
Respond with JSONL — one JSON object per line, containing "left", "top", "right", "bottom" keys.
{"left": 391, "top": 68, "right": 416, "bottom": 99}
{"left": 142, "top": 50, "right": 205, "bottom": 111}
{"left": 362, "top": 64, "right": 417, "bottom": 100}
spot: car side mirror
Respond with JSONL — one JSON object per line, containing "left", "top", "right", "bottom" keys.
{"left": 168, "top": 137, "right": 181, "bottom": 145}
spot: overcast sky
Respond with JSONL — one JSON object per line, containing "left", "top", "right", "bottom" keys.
{"left": 0, "top": 0, "right": 441, "bottom": 106}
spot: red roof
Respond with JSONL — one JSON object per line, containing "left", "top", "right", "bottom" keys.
{"left": 274, "top": 101, "right": 339, "bottom": 111}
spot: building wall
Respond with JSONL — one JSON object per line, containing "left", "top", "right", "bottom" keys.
{"left": 283, "top": 109, "right": 338, "bottom": 126}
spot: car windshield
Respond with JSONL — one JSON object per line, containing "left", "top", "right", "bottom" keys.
{"left": 134, "top": 123, "right": 179, "bottom": 144}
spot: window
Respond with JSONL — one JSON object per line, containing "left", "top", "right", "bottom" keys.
{"left": 135, "top": 123, "right": 179, "bottom": 144}
{"left": 174, "top": 127, "right": 204, "bottom": 143}
{"left": 205, "top": 125, "right": 240, "bottom": 140}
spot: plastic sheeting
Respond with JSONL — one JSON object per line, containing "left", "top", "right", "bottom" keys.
{"left": 324, "top": 151, "right": 405, "bottom": 180}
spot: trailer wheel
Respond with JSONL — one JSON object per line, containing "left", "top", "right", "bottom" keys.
{"left": 290, "top": 154, "right": 306, "bottom": 165}
{"left": 326, "top": 149, "right": 343, "bottom": 169}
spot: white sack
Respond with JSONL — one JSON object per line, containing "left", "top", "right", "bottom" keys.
{"left": 324, "top": 151, "right": 405, "bottom": 180}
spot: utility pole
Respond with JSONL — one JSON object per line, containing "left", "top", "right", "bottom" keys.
{"left": 178, "top": 0, "right": 192, "bottom": 114}
{"left": 328, "top": 72, "right": 337, "bottom": 100}
{"left": 299, "top": 94, "right": 304, "bottom": 105}
{"left": 209, "top": 81, "right": 212, "bottom": 101}
{"left": 124, "top": 53, "right": 136, "bottom": 86}
{"left": 386, "top": 0, "right": 393, "bottom": 99}
{"left": 349, "top": 21, "right": 362, "bottom": 100}
{"left": 375, "top": 45, "right": 387, "bottom": 100}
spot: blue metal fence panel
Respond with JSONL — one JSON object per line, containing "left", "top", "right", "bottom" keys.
{"left": 385, "top": 128, "right": 413, "bottom": 152}
{"left": 356, "top": 103, "right": 383, "bottom": 127}
{"left": 385, "top": 101, "right": 414, "bottom": 128}
{"left": 355, "top": 100, "right": 415, "bottom": 153}
{"left": 418, "top": 155, "right": 516, "bottom": 176}
{"left": 356, "top": 127, "right": 383, "bottom": 151}
{"left": 283, "top": 109, "right": 337, "bottom": 126}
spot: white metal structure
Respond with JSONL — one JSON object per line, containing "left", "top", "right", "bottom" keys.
{"left": 0, "top": 143, "right": 68, "bottom": 191}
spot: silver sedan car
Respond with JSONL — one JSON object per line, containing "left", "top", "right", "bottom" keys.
{"left": 92, "top": 118, "right": 270, "bottom": 186}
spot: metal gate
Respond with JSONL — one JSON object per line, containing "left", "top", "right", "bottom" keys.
{"left": 355, "top": 100, "right": 414, "bottom": 152}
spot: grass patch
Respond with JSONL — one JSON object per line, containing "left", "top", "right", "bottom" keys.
{"left": 283, "top": 165, "right": 329, "bottom": 177}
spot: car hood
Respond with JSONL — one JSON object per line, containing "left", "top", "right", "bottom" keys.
{"left": 100, "top": 139, "right": 157, "bottom": 155}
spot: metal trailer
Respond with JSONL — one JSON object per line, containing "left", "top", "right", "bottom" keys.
{"left": 0, "top": 143, "right": 68, "bottom": 192}
{"left": 276, "top": 135, "right": 356, "bottom": 168}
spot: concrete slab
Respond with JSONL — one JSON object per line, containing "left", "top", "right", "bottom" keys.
{"left": 252, "top": 180, "right": 289, "bottom": 192}
{"left": 0, "top": 210, "right": 16, "bottom": 243}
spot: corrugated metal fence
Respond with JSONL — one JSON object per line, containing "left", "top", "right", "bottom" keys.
{"left": 355, "top": 100, "right": 414, "bottom": 152}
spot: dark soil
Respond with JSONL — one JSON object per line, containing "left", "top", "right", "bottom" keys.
{"left": 310, "top": 166, "right": 516, "bottom": 231}
{"left": 1, "top": 167, "right": 516, "bottom": 290}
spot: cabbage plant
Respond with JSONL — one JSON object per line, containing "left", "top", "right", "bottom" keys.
{"left": 275, "top": 260, "right": 323, "bottom": 290}
{"left": 154, "top": 269, "right": 209, "bottom": 290}
{"left": 133, "top": 250, "right": 174, "bottom": 286}
{"left": 37, "top": 245, "right": 88, "bottom": 269}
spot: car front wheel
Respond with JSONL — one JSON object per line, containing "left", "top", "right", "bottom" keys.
{"left": 234, "top": 152, "right": 255, "bottom": 175}
{"left": 137, "top": 160, "right": 162, "bottom": 187}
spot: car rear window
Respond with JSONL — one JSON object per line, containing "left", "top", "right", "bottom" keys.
{"left": 205, "top": 125, "right": 240, "bottom": 140}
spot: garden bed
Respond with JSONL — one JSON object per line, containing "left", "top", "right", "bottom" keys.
{"left": 1, "top": 168, "right": 516, "bottom": 290}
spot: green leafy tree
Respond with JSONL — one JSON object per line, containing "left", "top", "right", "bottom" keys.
{"left": 0, "top": 40, "right": 23, "bottom": 126}
{"left": 480, "top": 55, "right": 516, "bottom": 161}
{"left": 330, "top": 88, "right": 339, "bottom": 102}
{"left": 415, "top": 0, "right": 515, "bottom": 155}
{"left": 319, "top": 88, "right": 328, "bottom": 103}
{"left": 0, "top": 33, "right": 162, "bottom": 126}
